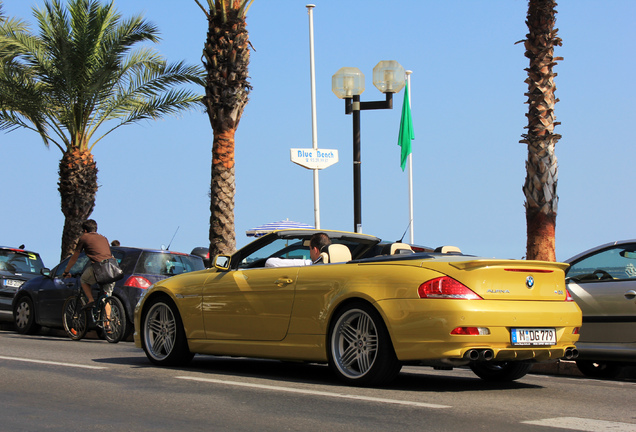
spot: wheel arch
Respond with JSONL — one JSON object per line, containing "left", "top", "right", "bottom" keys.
{"left": 138, "top": 290, "right": 186, "bottom": 346}
{"left": 325, "top": 296, "right": 396, "bottom": 351}
{"left": 12, "top": 292, "right": 38, "bottom": 322}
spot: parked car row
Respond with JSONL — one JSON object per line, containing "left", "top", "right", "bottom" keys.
{"left": 0, "top": 246, "right": 46, "bottom": 322}
{"left": 4, "top": 235, "right": 634, "bottom": 383}
{"left": 11, "top": 246, "right": 205, "bottom": 339}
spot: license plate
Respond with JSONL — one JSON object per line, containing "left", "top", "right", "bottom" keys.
{"left": 5, "top": 279, "right": 23, "bottom": 288}
{"left": 511, "top": 328, "right": 556, "bottom": 346}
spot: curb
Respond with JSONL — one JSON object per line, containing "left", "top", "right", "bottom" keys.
{"left": 531, "top": 360, "right": 583, "bottom": 377}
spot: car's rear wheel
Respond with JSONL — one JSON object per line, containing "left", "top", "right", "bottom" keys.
{"left": 470, "top": 361, "right": 533, "bottom": 381}
{"left": 328, "top": 302, "right": 401, "bottom": 386}
{"left": 13, "top": 296, "right": 40, "bottom": 335}
{"left": 575, "top": 360, "right": 622, "bottom": 379}
{"left": 142, "top": 297, "right": 193, "bottom": 366}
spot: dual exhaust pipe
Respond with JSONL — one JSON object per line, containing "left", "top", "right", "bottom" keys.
{"left": 563, "top": 347, "right": 579, "bottom": 360}
{"left": 465, "top": 349, "right": 494, "bottom": 361}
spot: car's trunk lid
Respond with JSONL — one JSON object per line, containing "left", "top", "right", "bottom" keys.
{"left": 436, "top": 259, "right": 569, "bottom": 301}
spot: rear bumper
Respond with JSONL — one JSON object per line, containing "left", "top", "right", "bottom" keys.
{"left": 376, "top": 298, "right": 582, "bottom": 362}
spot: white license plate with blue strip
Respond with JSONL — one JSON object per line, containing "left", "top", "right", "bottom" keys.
{"left": 511, "top": 328, "right": 556, "bottom": 346}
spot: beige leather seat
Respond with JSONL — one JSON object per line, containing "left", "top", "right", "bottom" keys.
{"left": 435, "top": 245, "right": 462, "bottom": 254}
{"left": 319, "top": 244, "right": 352, "bottom": 263}
{"left": 389, "top": 243, "right": 413, "bottom": 254}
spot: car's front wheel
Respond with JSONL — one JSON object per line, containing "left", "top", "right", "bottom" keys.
{"left": 13, "top": 296, "right": 40, "bottom": 335}
{"left": 575, "top": 360, "right": 622, "bottom": 379}
{"left": 470, "top": 361, "right": 533, "bottom": 381}
{"left": 328, "top": 302, "right": 401, "bottom": 386}
{"left": 141, "top": 297, "right": 193, "bottom": 366}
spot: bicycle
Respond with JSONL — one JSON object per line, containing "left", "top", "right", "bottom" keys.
{"left": 62, "top": 282, "right": 127, "bottom": 343}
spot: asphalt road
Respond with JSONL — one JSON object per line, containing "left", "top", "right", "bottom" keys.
{"left": 1, "top": 328, "right": 635, "bottom": 432}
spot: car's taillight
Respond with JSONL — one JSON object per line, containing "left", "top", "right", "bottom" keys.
{"left": 418, "top": 276, "right": 483, "bottom": 300}
{"left": 451, "top": 327, "right": 490, "bottom": 335}
{"left": 124, "top": 276, "right": 152, "bottom": 289}
{"left": 565, "top": 289, "right": 574, "bottom": 302}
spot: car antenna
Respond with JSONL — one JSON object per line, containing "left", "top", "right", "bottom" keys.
{"left": 398, "top": 221, "right": 412, "bottom": 243}
{"left": 165, "top": 226, "right": 180, "bottom": 251}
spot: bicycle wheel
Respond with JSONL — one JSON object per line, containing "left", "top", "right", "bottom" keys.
{"left": 62, "top": 296, "right": 88, "bottom": 341}
{"left": 102, "top": 296, "right": 126, "bottom": 343}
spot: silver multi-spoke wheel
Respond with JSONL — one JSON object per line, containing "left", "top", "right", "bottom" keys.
{"left": 142, "top": 298, "right": 193, "bottom": 366}
{"left": 144, "top": 302, "right": 177, "bottom": 362}
{"left": 329, "top": 302, "right": 401, "bottom": 386}
{"left": 331, "top": 308, "right": 379, "bottom": 379}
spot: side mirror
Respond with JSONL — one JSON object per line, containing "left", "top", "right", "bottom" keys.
{"left": 40, "top": 268, "right": 51, "bottom": 277}
{"left": 213, "top": 255, "right": 231, "bottom": 271}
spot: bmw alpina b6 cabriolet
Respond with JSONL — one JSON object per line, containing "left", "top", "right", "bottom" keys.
{"left": 134, "top": 229, "right": 582, "bottom": 386}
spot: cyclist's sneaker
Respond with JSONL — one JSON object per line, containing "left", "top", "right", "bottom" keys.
{"left": 81, "top": 301, "right": 95, "bottom": 311}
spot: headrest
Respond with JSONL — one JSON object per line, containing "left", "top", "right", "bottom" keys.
{"left": 434, "top": 245, "right": 462, "bottom": 254}
{"left": 323, "top": 244, "right": 352, "bottom": 264}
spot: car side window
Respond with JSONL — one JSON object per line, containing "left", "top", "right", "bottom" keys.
{"left": 238, "top": 238, "right": 307, "bottom": 269}
{"left": 54, "top": 254, "right": 90, "bottom": 277}
{"left": 568, "top": 245, "right": 636, "bottom": 281}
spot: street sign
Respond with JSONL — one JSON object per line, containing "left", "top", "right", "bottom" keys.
{"left": 290, "top": 148, "right": 339, "bottom": 170}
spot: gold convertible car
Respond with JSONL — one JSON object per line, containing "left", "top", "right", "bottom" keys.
{"left": 134, "top": 229, "right": 582, "bottom": 386}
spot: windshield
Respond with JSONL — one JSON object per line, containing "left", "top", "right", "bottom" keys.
{"left": 0, "top": 249, "right": 45, "bottom": 275}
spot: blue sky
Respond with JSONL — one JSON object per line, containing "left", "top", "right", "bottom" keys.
{"left": 3, "top": 0, "right": 635, "bottom": 267}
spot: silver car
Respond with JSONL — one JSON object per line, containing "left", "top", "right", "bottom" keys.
{"left": 565, "top": 240, "right": 636, "bottom": 378}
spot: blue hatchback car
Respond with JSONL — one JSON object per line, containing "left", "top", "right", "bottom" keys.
{"left": 12, "top": 246, "right": 205, "bottom": 337}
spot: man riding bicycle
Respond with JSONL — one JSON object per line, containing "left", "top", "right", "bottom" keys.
{"left": 63, "top": 219, "right": 114, "bottom": 324}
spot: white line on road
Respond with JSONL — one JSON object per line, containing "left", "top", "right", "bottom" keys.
{"left": 522, "top": 417, "right": 636, "bottom": 431}
{"left": 176, "top": 376, "right": 451, "bottom": 409}
{"left": 0, "top": 355, "right": 106, "bottom": 370}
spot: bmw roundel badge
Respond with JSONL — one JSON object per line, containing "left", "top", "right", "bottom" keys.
{"left": 526, "top": 275, "right": 535, "bottom": 289}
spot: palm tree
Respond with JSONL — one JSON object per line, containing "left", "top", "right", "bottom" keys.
{"left": 195, "top": 0, "right": 254, "bottom": 256}
{"left": 0, "top": 0, "right": 204, "bottom": 259}
{"left": 520, "top": 0, "right": 562, "bottom": 261}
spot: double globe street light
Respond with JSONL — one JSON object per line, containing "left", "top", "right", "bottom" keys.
{"left": 332, "top": 61, "right": 405, "bottom": 233}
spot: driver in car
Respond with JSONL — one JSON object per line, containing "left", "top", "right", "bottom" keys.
{"left": 265, "top": 232, "right": 330, "bottom": 267}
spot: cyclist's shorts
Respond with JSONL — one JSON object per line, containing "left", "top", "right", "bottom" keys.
{"left": 81, "top": 266, "right": 114, "bottom": 296}
{"left": 80, "top": 265, "right": 97, "bottom": 285}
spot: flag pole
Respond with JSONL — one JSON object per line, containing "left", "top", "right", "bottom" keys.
{"left": 306, "top": 4, "right": 320, "bottom": 229}
{"left": 406, "top": 70, "right": 414, "bottom": 244}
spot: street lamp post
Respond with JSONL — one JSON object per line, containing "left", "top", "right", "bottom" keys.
{"left": 332, "top": 61, "right": 405, "bottom": 233}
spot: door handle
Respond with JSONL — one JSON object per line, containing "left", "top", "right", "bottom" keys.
{"left": 275, "top": 278, "right": 294, "bottom": 286}
{"left": 624, "top": 290, "right": 636, "bottom": 299}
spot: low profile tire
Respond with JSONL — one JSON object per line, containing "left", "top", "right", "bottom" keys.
{"left": 62, "top": 297, "right": 88, "bottom": 341}
{"left": 470, "top": 361, "right": 533, "bottom": 382}
{"left": 13, "top": 296, "right": 40, "bottom": 335}
{"left": 103, "top": 296, "right": 126, "bottom": 344}
{"left": 575, "top": 360, "right": 622, "bottom": 379}
{"left": 328, "top": 302, "right": 401, "bottom": 386}
{"left": 142, "top": 297, "right": 193, "bottom": 366}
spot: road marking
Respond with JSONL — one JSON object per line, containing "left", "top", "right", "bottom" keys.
{"left": 0, "top": 355, "right": 106, "bottom": 370}
{"left": 522, "top": 417, "right": 636, "bottom": 431}
{"left": 176, "top": 376, "right": 451, "bottom": 409}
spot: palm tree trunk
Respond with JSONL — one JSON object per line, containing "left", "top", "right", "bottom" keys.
{"left": 210, "top": 129, "right": 236, "bottom": 255}
{"left": 58, "top": 148, "right": 98, "bottom": 259}
{"left": 521, "top": 0, "right": 562, "bottom": 261}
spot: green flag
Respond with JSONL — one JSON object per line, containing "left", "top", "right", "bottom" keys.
{"left": 398, "top": 81, "right": 414, "bottom": 171}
